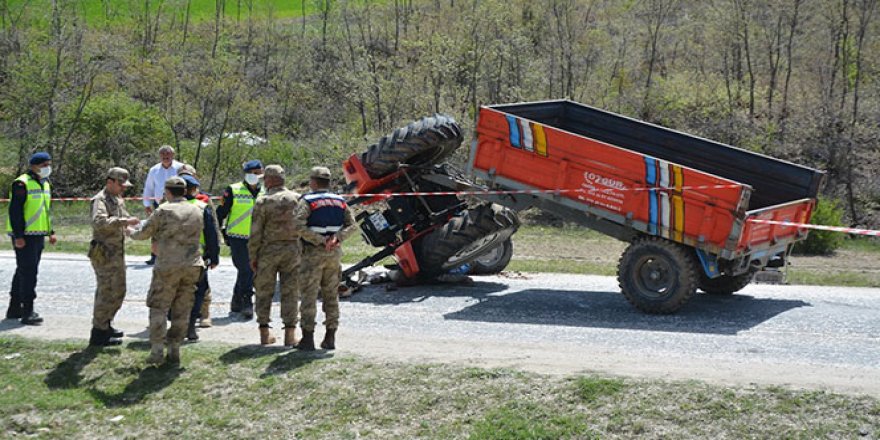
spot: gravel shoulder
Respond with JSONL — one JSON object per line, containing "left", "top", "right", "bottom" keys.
{"left": 2, "top": 251, "right": 879, "bottom": 397}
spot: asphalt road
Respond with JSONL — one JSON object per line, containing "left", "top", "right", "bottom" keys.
{"left": 2, "top": 251, "right": 879, "bottom": 396}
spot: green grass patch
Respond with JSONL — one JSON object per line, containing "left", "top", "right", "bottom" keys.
{"left": 1, "top": 335, "right": 877, "bottom": 438}
{"left": 786, "top": 269, "right": 880, "bottom": 288}
{"left": 840, "top": 237, "right": 880, "bottom": 254}
{"left": 470, "top": 402, "right": 597, "bottom": 440}
{"left": 573, "top": 376, "right": 626, "bottom": 404}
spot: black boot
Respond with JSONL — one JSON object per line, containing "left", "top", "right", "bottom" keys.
{"left": 20, "top": 303, "right": 42, "bottom": 326}
{"left": 5, "top": 299, "right": 22, "bottom": 320}
{"left": 320, "top": 328, "right": 336, "bottom": 350}
{"left": 241, "top": 305, "right": 254, "bottom": 320}
{"left": 186, "top": 319, "right": 199, "bottom": 342}
{"left": 230, "top": 293, "right": 242, "bottom": 313}
{"left": 89, "top": 328, "right": 121, "bottom": 346}
{"left": 296, "top": 330, "right": 315, "bottom": 351}
{"left": 109, "top": 325, "right": 124, "bottom": 338}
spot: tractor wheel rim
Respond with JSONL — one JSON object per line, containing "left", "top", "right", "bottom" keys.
{"left": 635, "top": 256, "right": 674, "bottom": 298}
{"left": 473, "top": 243, "right": 504, "bottom": 266}
{"left": 445, "top": 233, "right": 502, "bottom": 268}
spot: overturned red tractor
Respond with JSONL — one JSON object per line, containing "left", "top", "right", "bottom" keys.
{"left": 341, "top": 100, "right": 824, "bottom": 315}
{"left": 341, "top": 115, "right": 520, "bottom": 283}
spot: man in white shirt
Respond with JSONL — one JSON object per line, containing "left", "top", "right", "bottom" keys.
{"left": 142, "top": 145, "right": 182, "bottom": 265}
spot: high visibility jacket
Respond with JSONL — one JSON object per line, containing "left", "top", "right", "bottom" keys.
{"left": 226, "top": 182, "right": 262, "bottom": 239}
{"left": 6, "top": 174, "right": 51, "bottom": 236}
{"left": 187, "top": 198, "right": 207, "bottom": 247}
{"left": 302, "top": 191, "right": 347, "bottom": 236}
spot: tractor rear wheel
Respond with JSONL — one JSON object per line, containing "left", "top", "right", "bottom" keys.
{"left": 361, "top": 114, "right": 463, "bottom": 178}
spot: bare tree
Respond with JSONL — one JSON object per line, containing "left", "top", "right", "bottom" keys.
{"left": 638, "top": 0, "right": 679, "bottom": 120}
{"left": 850, "top": 0, "right": 877, "bottom": 126}
{"left": 780, "top": 0, "right": 803, "bottom": 127}
{"left": 732, "top": 0, "right": 756, "bottom": 118}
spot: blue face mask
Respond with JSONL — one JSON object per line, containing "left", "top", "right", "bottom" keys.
{"left": 38, "top": 166, "right": 52, "bottom": 178}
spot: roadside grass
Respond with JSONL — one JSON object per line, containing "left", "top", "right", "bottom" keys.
{"left": 0, "top": 336, "right": 877, "bottom": 439}
{"left": 785, "top": 269, "right": 880, "bottom": 288}
{"left": 5, "top": 200, "right": 880, "bottom": 287}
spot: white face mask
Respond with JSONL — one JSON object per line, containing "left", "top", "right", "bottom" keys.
{"left": 244, "top": 173, "right": 261, "bottom": 185}
{"left": 38, "top": 166, "right": 52, "bottom": 178}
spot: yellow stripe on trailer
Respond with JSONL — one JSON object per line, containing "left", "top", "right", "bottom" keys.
{"left": 533, "top": 124, "right": 548, "bottom": 157}
{"left": 672, "top": 166, "right": 684, "bottom": 242}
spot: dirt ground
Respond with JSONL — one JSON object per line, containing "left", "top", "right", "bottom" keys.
{"left": 511, "top": 228, "right": 880, "bottom": 285}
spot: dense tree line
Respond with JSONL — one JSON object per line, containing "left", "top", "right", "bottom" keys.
{"left": 0, "top": 0, "right": 878, "bottom": 227}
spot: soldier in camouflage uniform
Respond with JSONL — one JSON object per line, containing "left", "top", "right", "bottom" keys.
{"left": 297, "top": 167, "right": 356, "bottom": 351}
{"left": 130, "top": 176, "right": 204, "bottom": 366}
{"left": 248, "top": 165, "right": 323, "bottom": 346}
{"left": 88, "top": 167, "right": 140, "bottom": 347}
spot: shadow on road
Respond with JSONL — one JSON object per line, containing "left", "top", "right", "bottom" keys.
{"left": 0, "top": 318, "right": 23, "bottom": 332}
{"left": 346, "top": 281, "right": 509, "bottom": 305}
{"left": 442, "top": 289, "right": 811, "bottom": 335}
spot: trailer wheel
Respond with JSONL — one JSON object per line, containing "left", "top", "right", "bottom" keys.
{"left": 415, "top": 204, "right": 519, "bottom": 278}
{"left": 468, "top": 238, "right": 514, "bottom": 275}
{"left": 361, "top": 114, "right": 463, "bottom": 178}
{"left": 698, "top": 271, "right": 754, "bottom": 295}
{"left": 617, "top": 237, "right": 698, "bottom": 314}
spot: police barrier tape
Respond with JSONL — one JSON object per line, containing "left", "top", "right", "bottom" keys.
{"left": 747, "top": 219, "right": 880, "bottom": 237}
{"left": 2, "top": 186, "right": 880, "bottom": 236}
{"left": 0, "top": 184, "right": 744, "bottom": 202}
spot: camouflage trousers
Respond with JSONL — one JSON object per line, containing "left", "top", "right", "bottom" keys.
{"left": 253, "top": 242, "right": 301, "bottom": 327}
{"left": 146, "top": 266, "right": 202, "bottom": 345}
{"left": 299, "top": 244, "right": 341, "bottom": 332}
{"left": 90, "top": 258, "right": 126, "bottom": 330}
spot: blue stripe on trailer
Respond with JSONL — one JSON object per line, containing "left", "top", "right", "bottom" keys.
{"left": 506, "top": 115, "right": 522, "bottom": 148}
{"left": 645, "top": 157, "right": 658, "bottom": 235}
{"left": 644, "top": 157, "right": 657, "bottom": 185}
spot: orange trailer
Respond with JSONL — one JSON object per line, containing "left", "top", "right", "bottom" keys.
{"left": 468, "top": 100, "right": 824, "bottom": 313}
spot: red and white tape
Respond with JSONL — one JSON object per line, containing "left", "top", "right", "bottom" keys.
{"left": 3, "top": 186, "right": 879, "bottom": 237}
{"left": 348, "top": 184, "right": 742, "bottom": 198}
{"left": 0, "top": 184, "right": 742, "bottom": 202}
{"left": 747, "top": 219, "right": 880, "bottom": 237}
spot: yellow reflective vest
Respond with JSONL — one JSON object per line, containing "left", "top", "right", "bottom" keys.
{"left": 226, "top": 182, "right": 262, "bottom": 239}
{"left": 187, "top": 198, "right": 207, "bottom": 247}
{"left": 6, "top": 174, "right": 51, "bottom": 236}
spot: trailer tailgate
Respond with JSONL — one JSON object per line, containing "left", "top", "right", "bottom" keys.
{"left": 738, "top": 199, "right": 814, "bottom": 252}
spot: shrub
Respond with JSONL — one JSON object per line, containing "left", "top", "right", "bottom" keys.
{"left": 792, "top": 198, "right": 845, "bottom": 255}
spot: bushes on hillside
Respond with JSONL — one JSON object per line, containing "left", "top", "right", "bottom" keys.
{"left": 792, "top": 198, "right": 845, "bottom": 256}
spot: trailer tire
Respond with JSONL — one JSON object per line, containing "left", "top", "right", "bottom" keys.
{"left": 361, "top": 114, "right": 464, "bottom": 178}
{"left": 468, "top": 238, "right": 514, "bottom": 275}
{"left": 617, "top": 237, "right": 698, "bottom": 314}
{"left": 698, "top": 271, "right": 754, "bottom": 295}
{"left": 415, "top": 204, "right": 519, "bottom": 278}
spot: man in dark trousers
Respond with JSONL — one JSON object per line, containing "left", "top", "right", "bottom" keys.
{"left": 5, "top": 152, "right": 57, "bottom": 325}
{"left": 180, "top": 173, "right": 220, "bottom": 342}
{"left": 216, "top": 160, "right": 263, "bottom": 319}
